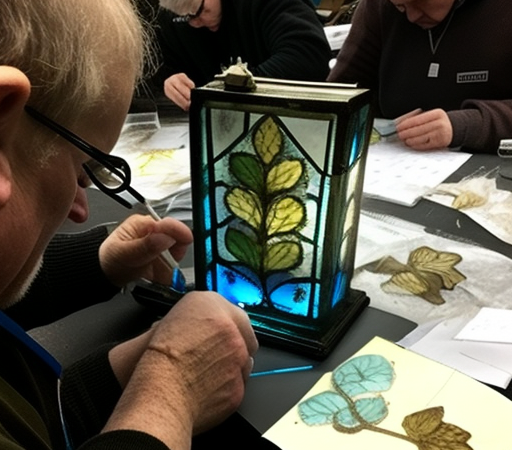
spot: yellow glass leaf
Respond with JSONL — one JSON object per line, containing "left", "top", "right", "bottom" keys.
{"left": 253, "top": 116, "right": 282, "bottom": 165}
{"left": 266, "top": 197, "right": 305, "bottom": 236}
{"left": 267, "top": 160, "right": 303, "bottom": 193}
{"left": 225, "top": 187, "right": 262, "bottom": 229}
{"left": 264, "top": 241, "right": 302, "bottom": 271}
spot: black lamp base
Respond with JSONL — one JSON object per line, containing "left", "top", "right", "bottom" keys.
{"left": 249, "top": 289, "right": 370, "bottom": 360}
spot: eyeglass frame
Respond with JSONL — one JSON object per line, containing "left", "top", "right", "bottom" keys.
{"left": 24, "top": 105, "right": 146, "bottom": 209}
{"left": 171, "top": 0, "right": 205, "bottom": 23}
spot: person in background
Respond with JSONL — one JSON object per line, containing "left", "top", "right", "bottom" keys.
{"left": 154, "top": 0, "right": 333, "bottom": 111}
{"left": 328, "top": 0, "right": 512, "bottom": 154}
{"left": 0, "top": 1, "right": 260, "bottom": 449}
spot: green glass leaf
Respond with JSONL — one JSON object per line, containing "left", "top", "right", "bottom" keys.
{"left": 229, "top": 153, "right": 264, "bottom": 193}
{"left": 253, "top": 116, "right": 282, "bottom": 165}
{"left": 334, "top": 397, "right": 388, "bottom": 428}
{"left": 332, "top": 354, "right": 395, "bottom": 398}
{"left": 264, "top": 241, "right": 302, "bottom": 271}
{"left": 266, "top": 197, "right": 305, "bottom": 236}
{"left": 225, "top": 187, "right": 262, "bottom": 229}
{"left": 225, "top": 227, "right": 261, "bottom": 271}
{"left": 298, "top": 392, "right": 349, "bottom": 426}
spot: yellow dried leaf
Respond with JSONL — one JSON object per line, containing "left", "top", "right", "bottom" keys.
{"left": 451, "top": 191, "right": 486, "bottom": 210}
{"left": 408, "top": 246, "right": 466, "bottom": 290}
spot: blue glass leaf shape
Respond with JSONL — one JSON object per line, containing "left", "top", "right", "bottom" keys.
{"left": 332, "top": 354, "right": 395, "bottom": 397}
{"left": 298, "top": 392, "right": 349, "bottom": 426}
{"left": 334, "top": 396, "right": 389, "bottom": 428}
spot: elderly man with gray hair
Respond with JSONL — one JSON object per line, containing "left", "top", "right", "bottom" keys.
{"left": 0, "top": 1, "right": 263, "bottom": 449}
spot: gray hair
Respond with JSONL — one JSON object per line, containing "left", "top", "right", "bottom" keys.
{"left": 159, "top": 0, "right": 203, "bottom": 16}
{"left": 0, "top": 0, "right": 151, "bottom": 122}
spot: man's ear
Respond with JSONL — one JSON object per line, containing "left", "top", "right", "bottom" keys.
{"left": 0, "top": 66, "right": 31, "bottom": 207}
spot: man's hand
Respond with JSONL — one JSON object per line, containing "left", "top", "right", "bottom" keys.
{"left": 99, "top": 214, "right": 193, "bottom": 287}
{"left": 164, "top": 73, "right": 195, "bottom": 111}
{"left": 106, "top": 291, "right": 258, "bottom": 450}
{"left": 395, "top": 108, "right": 453, "bottom": 151}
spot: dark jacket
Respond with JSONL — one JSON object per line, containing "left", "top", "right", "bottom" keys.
{"left": 1, "top": 228, "right": 168, "bottom": 450}
{"left": 153, "top": 0, "right": 332, "bottom": 89}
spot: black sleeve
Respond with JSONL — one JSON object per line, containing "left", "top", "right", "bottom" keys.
{"left": 61, "top": 344, "right": 123, "bottom": 448}
{"left": 78, "top": 430, "right": 170, "bottom": 450}
{"left": 62, "top": 346, "right": 169, "bottom": 450}
{"left": 246, "top": 0, "right": 332, "bottom": 82}
{"left": 5, "top": 227, "right": 120, "bottom": 329}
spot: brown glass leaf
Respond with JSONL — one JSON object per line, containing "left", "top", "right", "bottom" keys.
{"left": 402, "top": 406, "right": 444, "bottom": 440}
{"left": 368, "top": 246, "right": 466, "bottom": 305}
{"left": 408, "top": 246, "right": 466, "bottom": 290}
{"left": 403, "top": 407, "right": 473, "bottom": 450}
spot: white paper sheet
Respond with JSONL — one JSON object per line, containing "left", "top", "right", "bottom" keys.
{"left": 454, "top": 307, "right": 512, "bottom": 343}
{"left": 363, "top": 140, "right": 472, "bottom": 206}
{"left": 408, "top": 316, "right": 511, "bottom": 388}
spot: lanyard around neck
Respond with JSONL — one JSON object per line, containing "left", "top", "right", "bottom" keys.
{"left": 0, "top": 310, "right": 62, "bottom": 376}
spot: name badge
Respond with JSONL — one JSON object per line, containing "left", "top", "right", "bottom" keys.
{"left": 457, "top": 71, "right": 489, "bottom": 83}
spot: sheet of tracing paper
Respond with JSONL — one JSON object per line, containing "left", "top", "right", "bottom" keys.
{"left": 353, "top": 211, "right": 512, "bottom": 325}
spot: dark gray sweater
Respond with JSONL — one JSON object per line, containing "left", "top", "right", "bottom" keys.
{"left": 328, "top": 0, "right": 512, "bottom": 153}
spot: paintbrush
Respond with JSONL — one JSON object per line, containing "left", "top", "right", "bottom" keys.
{"left": 143, "top": 200, "right": 187, "bottom": 292}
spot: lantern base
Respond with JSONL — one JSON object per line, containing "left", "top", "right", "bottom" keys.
{"left": 132, "top": 281, "right": 369, "bottom": 360}
{"left": 249, "top": 289, "right": 370, "bottom": 360}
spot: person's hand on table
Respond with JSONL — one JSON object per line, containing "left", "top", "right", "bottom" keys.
{"left": 164, "top": 72, "right": 195, "bottom": 111}
{"left": 395, "top": 108, "right": 453, "bottom": 151}
{"left": 99, "top": 214, "right": 193, "bottom": 288}
{"left": 106, "top": 290, "right": 259, "bottom": 450}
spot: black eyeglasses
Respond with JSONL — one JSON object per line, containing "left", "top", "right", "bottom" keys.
{"left": 24, "top": 105, "right": 146, "bottom": 209}
{"left": 172, "top": 0, "right": 205, "bottom": 22}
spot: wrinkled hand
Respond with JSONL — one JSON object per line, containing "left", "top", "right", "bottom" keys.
{"left": 395, "top": 108, "right": 453, "bottom": 151}
{"left": 105, "top": 291, "right": 258, "bottom": 450}
{"left": 164, "top": 73, "right": 195, "bottom": 111}
{"left": 99, "top": 214, "right": 193, "bottom": 287}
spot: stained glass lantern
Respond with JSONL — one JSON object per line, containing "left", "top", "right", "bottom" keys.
{"left": 189, "top": 77, "right": 373, "bottom": 358}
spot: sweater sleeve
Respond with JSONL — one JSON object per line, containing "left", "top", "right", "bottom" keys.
{"left": 78, "top": 430, "right": 169, "bottom": 450}
{"left": 448, "top": 99, "right": 512, "bottom": 153}
{"left": 60, "top": 344, "right": 124, "bottom": 448}
{"left": 327, "top": 0, "right": 383, "bottom": 89}
{"left": 5, "top": 227, "right": 120, "bottom": 329}
{"left": 246, "top": 0, "right": 332, "bottom": 82}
